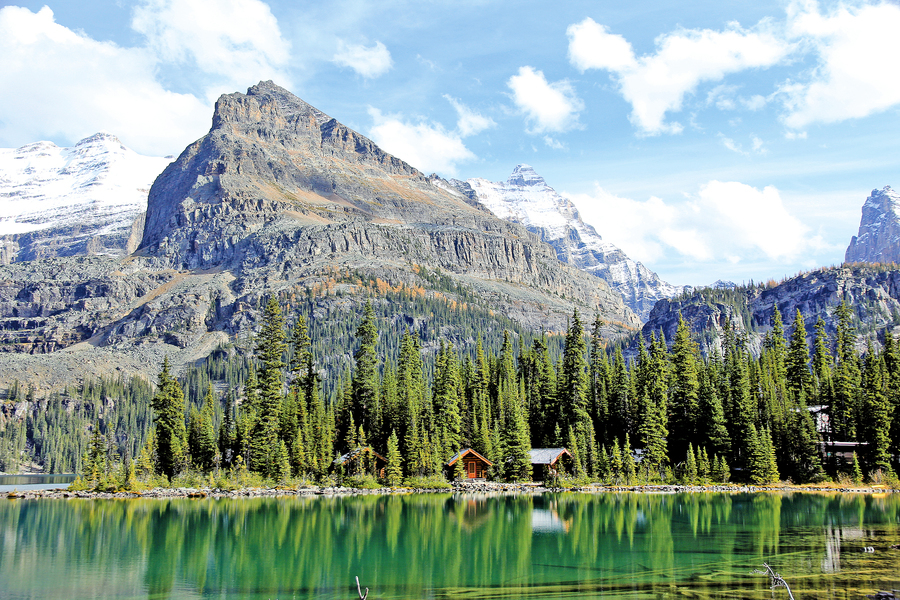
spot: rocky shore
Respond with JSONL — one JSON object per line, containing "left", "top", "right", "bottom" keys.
{"left": 5, "top": 480, "right": 897, "bottom": 500}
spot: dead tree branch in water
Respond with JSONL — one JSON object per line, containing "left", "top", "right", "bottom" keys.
{"left": 355, "top": 576, "right": 368, "bottom": 600}
{"left": 752, "top": 563, "right": 795, "bottom": 600}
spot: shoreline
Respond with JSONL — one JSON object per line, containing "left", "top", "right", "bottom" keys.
{"left": 5, "top": 481, "right": 898, "bottom": 500}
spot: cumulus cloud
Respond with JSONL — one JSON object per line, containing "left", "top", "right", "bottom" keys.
{"left": 444, "top": 95, "right": 495, "bottom": 136}
{"left": 0, "top": 6, "right": 210, "bottom": 155}
{"left": 367, "top": 108, "right": 475, "bottom": 176}
{"left": 333, "top": 40, "right": 393, "bottom": 78}
{"left": 567, "top": 180, "right": 817, "bottom": 265}
{"left": 507, "top": 66, "right": 583, "bottom": 133}
{"left": 568, "top": 17, "right": 790, "bottom": 135}
{"left": 132, "top": 0, "right": 291, "bottom": 92}
{"left": 568, "top": 2, "right": 900, "bottom": 134}
{"left": 781, "top": 0, "right": 900, "bottom": 129}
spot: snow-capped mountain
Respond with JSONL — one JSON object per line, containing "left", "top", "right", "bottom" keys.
{"left": 462, "top": 164, "right": 684, "bottom": 320}
{"left": 0, "top": 133, "right": 171, "bottom": 263}
{"left": 845, "top": 186, "right": 900, "bottom": 264}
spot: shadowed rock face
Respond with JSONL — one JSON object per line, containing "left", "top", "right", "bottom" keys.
{"left": 845, "top": 186, "right": 900, "bottom": 264}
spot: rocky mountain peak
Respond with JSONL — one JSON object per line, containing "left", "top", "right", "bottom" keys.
{"left": 467, "top": 165, "right": 683, "bottom": 320}
{"left": 845, "top": 185, "right": 900, "bottom": 263}
{"left": 507, "top": 164, "right": 550, "bottom": 190}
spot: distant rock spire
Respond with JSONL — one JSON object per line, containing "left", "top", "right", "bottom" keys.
{"left": 845, "top": 186, "right": 900, "bottom": 263}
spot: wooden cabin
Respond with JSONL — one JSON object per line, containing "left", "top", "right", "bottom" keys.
{"left": 333, "top": 447, "right": 387, "bottom": 477}
{"left": 447, "top": 448, "right": 493, "bottom": 480}
{"left": 529, "top": 448, "right": 574, "bottom": 481}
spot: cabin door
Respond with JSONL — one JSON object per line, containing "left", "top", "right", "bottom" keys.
{"left": 468, "top": 461, "right": 476, "bottom": 478}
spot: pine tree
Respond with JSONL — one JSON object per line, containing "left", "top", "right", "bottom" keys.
{"left": 851, "top": 452, "right": 863, "bottom": 484}
{"left": 559, "top": 309, "right": 591, "bottom": 437}
{"left": 831, "top": 301, "right": 860, "bottom": 440}
{"left": 670, "top": 315, "right": 701, "bottom": 460}
{"left": 432, "top": 341, "right": 462, "bottom": 455}
{"left": 786, "top": 309, "right": 813, "bottom": 398}
{"left": 188, "top": 384, "right": 217, "bottom": 471}
{"left": 861, "top": 344, "right": 892, "bottom": 475}
{"left": 386, "top": 429, "right": 403, "bottom": 486}
{"left": 622, "top": 434, "right": 636, "bottom": 484}
{"left": 249, "top": 296, "right": 287, "bottom": 478}
{"left": 697, "top": 447, "right": 710, "bottom": 483}
{"left": 589, "top": 315, "right": 609, "bottom": 444}
{"left": 608, "top": 438, "right": 623, "bottom": 484}
{"left": 136, "top": 428, "right": 157, "bottom": 477}
{"left": 684, "top": 443, "right": 697, "bottom": 485}
{"left": 352, "top": 299, "right": 379, "bottom": 435}
{"left": 218, "top": 392, "right": 236, "bottom": 467}
{"left": 151, "top": 357, "right": 187, "bottom": 480}
{"left": 698, "top": 366, "right": 730, "bottom": 456}
{"left": 82, "top": 421, "right": 106, "bottom": 487}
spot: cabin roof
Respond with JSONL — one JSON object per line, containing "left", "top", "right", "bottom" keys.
{"left": 333, "top": 446, "right": 387, "bottom": 466}
{"left": 529, "top": 448, "right": 572, "bottom": 465}
{"left": 447, "top": 448, "right": 493, "bottom": 467}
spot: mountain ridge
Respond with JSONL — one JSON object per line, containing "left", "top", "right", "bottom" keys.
{"left": 0, "top": 133, "right": 170, "bottom": 263}
{"left": 0, "top": 81, "right": 638, "bottom": 393}
{"left": 461, "top": 164, "right": 684, "bottom": 320}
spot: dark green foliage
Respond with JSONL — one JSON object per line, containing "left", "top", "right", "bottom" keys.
{"left": 248, "top": 296, "right": 288, "bottom": 478}
{"left": 151, "top": 357, "right": 187, "bottom": 480}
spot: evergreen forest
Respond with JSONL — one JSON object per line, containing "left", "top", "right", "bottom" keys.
{"left": 3, "top": 294, "right": 899, "bottom": 489}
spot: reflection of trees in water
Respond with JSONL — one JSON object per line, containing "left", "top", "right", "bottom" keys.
{"left": 0, "top": 492, "right": 899, "bottom": 599}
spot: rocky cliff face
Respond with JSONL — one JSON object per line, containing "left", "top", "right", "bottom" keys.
{"left": 641, "top": 264, "right": 900, "bottom": 356}
{"left": 845, "top": 186, "right": 900, "bottom": 264}
{"left": 0, "top": 133, "right": 170, "bottom": 264}
{"left": 462, "top": 165, "right": 683, "bottom": 321}
{"left": 0, "top": 82, "right": 639, "bottom": 393}
{"left": 136, "top": 81, "right": 636, "bottom": 324}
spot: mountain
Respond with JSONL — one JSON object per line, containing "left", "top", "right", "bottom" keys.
{"left": 459, "top": 165, "right": 683, "bottom": 320}
{"left": 0, "top": 81, "right": 638, "bottom": 393}
{"left": 845, "top": 186, "right": 900, "bottom": 264}
{"left": 0, "top": 133, "right": 171, "bottom": 263}
{"left": 640, "top": 263, "right": 900, "bottom": 357}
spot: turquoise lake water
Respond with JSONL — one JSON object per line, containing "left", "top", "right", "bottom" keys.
{"left": 0, "top": 491, "right": 898, "bottom": 599}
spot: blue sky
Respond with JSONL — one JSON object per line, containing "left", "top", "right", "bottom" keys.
{"left": 1, "top": 0, "right": 899, "bottom": 287}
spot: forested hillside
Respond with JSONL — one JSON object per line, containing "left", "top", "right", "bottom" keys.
{"left": 5, "top": 290, "right": 897, "bottom": 488}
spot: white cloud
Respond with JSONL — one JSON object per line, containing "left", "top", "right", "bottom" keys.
{"left": 507, "top": 66, "right": 583, "bottom": 133}
{"left": 781, "top": 0, "right": 900, "bottom": 129}
{"left": 566, "top": 18, "right": 636, "bottom": 72}
{"left": 543, "top": 136, "right": 566, "bottom": 150}
{"left": 750, "top": 134, "right": 766, "bottom": 153}
{"left": 567, "top": 180, "right": 815, "bottom": 265}
{"left": 741, "top": 94, "right": 767, "bottom": 110}
{"left": 0, "top": 6, "right": 210, "bottom": 156}
{"left": 333, "top": 40, "right": 393, "bottom": 78}
{"left": 367, "top": 108, "right": 475, "bottom": 176}
{"left": 443, "top": 95, "right": 495, "bottom": 136}
{"left": 132, "top": 0, "right": 291, "bottom": 93}
{"left": 567, "top": 17, "right": 791, "bottom": 135}
{"left": 719, "top": 134, "right": 747, "bottom": 155}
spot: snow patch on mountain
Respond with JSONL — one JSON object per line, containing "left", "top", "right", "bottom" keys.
{"left": 464, "top": 164, "right": 684, "bottom": 320}
{"left": 0, "top": 133, "right": 171, "bottom": 262}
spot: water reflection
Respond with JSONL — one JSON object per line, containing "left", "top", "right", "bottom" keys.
{"left": 0, "top": 492, "right": 898, "bottom": 600}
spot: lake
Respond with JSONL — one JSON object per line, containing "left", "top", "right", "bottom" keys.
{"left": 0, "top": 491, "right": 898, "bottom": 599}
{"left": 0, "top": 474, "right": 76, "bottom": 493}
